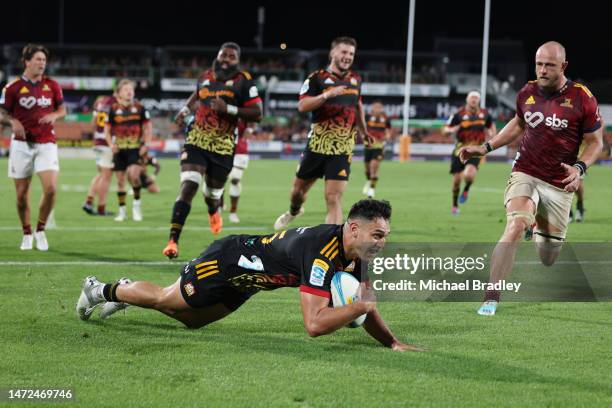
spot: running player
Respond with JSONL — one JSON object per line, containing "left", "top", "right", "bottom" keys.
{"left": 362, "top": 101, "right": 391, "bottom": 198}
{"left": 274, "top": 37, "right": 371, "bottom": 230}
{"left": 83, "top": 95, "right": 115, "bottom": 216}
{"left": 445, "top": 91, "right": 496, "bottom": 215}
{"left": 459, "top": 41, "right": 603, "bottom": 315}
{"left": 163, "top": 42, "right": 262, "bottom": 259}
{"left": 105, "top": 79, "right": 152, "bottom": 222}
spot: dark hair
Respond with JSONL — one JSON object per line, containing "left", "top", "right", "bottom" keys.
{"left": 21, "top": 44, "right": 49, "bottom": 65}
{"left": 348, "top": 199, "right": 391, "bottom": 222}
{"left": 331, "top": 36, "right": 357, "bottom": 49}
{"left": 219, "top": 42, "right": 241, "bottom": 57}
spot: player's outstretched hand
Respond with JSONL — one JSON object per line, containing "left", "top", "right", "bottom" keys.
{"left": 391, "top": 340, "right": 426, "bottom": 352}
{"left": 458, "top": 145, "right": 486, "bottom": 164}
{"left": 560, "top": 163, "right": 581, "bottom": 192}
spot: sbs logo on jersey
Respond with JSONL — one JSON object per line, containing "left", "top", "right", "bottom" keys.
{"left": 19, "top": 96, "right": 52, "bottom": 109}
{"left": 524, "top": 111, "right": 568, "bottom": 129}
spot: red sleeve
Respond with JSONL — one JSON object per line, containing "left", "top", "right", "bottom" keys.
{"left": 51, "top": 80, "right": 64, "bottom": 107}
{"left": 582, "top": 94, "right": 601, "bottom": 134}
{"left": 0, "top": 83, "right": 15, "bottom": 113}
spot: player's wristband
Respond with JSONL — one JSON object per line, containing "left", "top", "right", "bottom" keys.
{"left": 573, "top": 161, "right": 587, "bottom": 176}
{"left": 226, "top": 105, "right": 238, "bottom": 116}
{"left": 484, "top": 142, "right": 494, "bottom": 153}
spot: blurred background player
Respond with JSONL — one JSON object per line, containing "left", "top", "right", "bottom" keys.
{"left": 274, "top": 37, "right": 370, "bottom": 230}
{"left": 227, "top": 120, "right": 253, "bottom": 223}
{"left": 444, "top": 90, "right": 496, "bottom": 215}
{"left": 138, "top": 152, "right": 161, "bottom": 194}
{"left": 83, "top": 94, "right": 116, "bottom": 216}
{"left": 164, "top": 42, "right": 262, "bottom": 258}
{"left": 105, "top": 79, "right": 152, "bottom": 222}
{"left": 0, "top": 44, "right": 66, "bottom": 251}
{"left": 459, "top": 41, "right": 603, "bottom": 316}
{"left": 362, "top": 101, "right": 391, "bottom": 198}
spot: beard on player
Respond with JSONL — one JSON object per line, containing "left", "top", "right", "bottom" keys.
{"left": 213, "top": 58, "right": 239, "bottom": 82}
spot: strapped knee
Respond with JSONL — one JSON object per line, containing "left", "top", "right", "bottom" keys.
{"left": 506, "top": 210, "right": 535, "bottom": 229}
{"left": 203, "top": 184, "right": 224, "bottom": 200}
{"left": 229, "top": 182, "right": 241, "bottom": 197}
{"left": 180, "top": 171, "right": 202, "bottom": 187}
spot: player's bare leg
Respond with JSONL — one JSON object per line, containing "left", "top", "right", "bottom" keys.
{"left": 575, "top": 180, "right": 585, "bottom": 222}
{"left": 229, "top": 177, "right": 241, "bottom": 223}
{"left": 164, "top": 164, "right": 204, "bottom": 259}
{"left": 367, "top": 159, "right": 380, "bottom": 198}
{"left": 14, "top": 177, "right": 33, "bottom": 249}
{"left": 451, "top": 172, "right": 461, "bottom": 215}
{"left": 478, "top": 196, "right": 535, "bottom": 315}
{"left": 203, "top": 175, "right": 226, "bottom": 235}
{"left": 96, "top": 167, "right": 113, "bottom": 214}
{"left": 127, "top": 164, "right": 143, "bottom": 221}
{"left": 83, "top": 172, "right": 100, "bottom": 214}
{"left": 460, "top": 164, "right": 477, "bottom": 204}
{"left": 78, "top": 277, "right": 233, "bottom": 328}
{"left": 33, "top": 170, "right": 57, "bottom": 250}
{"left": 533, "top": 214, "right": 565, "bottom": 266}
{"left": 324, "top": 179, "right": 347, "bottom": 224}
{"left": 114, "top": 171, "right": 128, "bottom": 221}
{"left": 363, "top": 161, "right": 371, "bottom": 195}
{"left": 37, "top": 170, "right": 57, "bottom": 225}
{"left": 274, "top": 177, "right": 315, "bottom": 230}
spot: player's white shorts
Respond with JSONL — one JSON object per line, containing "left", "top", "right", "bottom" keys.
{"left": 93, "top": 145, "right": 113, "bottom": 169}
{"left": 229, "top": 154, "right": 249, "bottom": 180}
{"left": 8, "top": 140, "right": 59, "bottom": 179}
{"left": 504, "top": 171, "right": 573, "bottom": 239}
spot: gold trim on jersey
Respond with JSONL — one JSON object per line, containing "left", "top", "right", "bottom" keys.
{"left": 574, "top": 83, "right": 593, "bottom": 98}
{"left": 308, "top": 123, "right": 356, "bottom": 155}
{"left": 196, "top": 260, "right": 220, "bottom": 280}
{"left": 460, "top": 119, "right": 486, "bottom": 128}
{"left": 115, "top": 135, "right": 141, "bottom": 149}
{"left": 186, "top": 123, "right": 235, "bottom": 155}
{"left": 320, "top": 236, "right": 339, "bottom": 259}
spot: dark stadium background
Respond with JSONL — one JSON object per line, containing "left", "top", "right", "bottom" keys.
{"left": 1, "top": 1, "right": 609, "bottom": 84}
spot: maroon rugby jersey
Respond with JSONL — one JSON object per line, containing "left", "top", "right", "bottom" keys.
{"left": 234, "top": 120, "right": 249, "bottom": 155}
{"left": 0, "top": 76, "right": 64, "bottom": 143}
{"left": 93, "top": 96, "right": 116, "bottom": 146}
{"left": 514, "top": 80, "right": 601, "bottom": 188}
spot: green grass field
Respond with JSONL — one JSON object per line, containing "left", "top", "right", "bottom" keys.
{"left": 1, "top": 157, "right": 611, "bottom": 407}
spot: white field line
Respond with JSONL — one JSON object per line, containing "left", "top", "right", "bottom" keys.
{"left": 0, "top": 226, "right": 267, "bottom": 232}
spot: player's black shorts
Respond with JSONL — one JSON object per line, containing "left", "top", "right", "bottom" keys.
{"left": 179, "top": 237, "right": 253, "bottom": 311}
{"left": 450, "top": 155, "right": 481, "bottom": 174}
{"left": 364, "top": 148, "right": 384, "bottom": 162}
{"left": 181, "top": 144, "right": 233, "bottom": 182}
{"left": 296, "top": 150, "right": 351, "bottom": 181}
{"left": 113, "top": 149, "right": 140, "bottom": 171}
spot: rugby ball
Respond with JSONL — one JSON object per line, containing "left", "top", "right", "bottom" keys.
{"left": 330, "top": 272, "right": 366, "bottom": 328}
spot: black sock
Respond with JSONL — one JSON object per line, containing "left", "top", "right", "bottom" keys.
{"left": 463, "top": 181, "right": 472, "bottom": 193}
{"left": 205, "top": 197, "right": 219, "bottom": 215}
{"left": 452, "top": 187, "right": 460, "bottom": 207}
{"left": 370, "top": 177, "right": 378, "bottom": 189}
{"left": 117, "top": 191, "right": 127, "bottom": 207}
{"left": 365, "top": 169, "right": 371, "bottom": 180}
{"left": 169, "top": 200, "right": 191, "bottom": 243}
{"left": 102, "top": 283, "right": 120, "bottom": 302}
{"left": 577, "top": 200, "right": 584, "bottom": 212}
{"left": 485, "top": 289, "right": 500, "bottom": 302}
{"left": 133, "top": 187, "right": 141, "bottom": 200}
